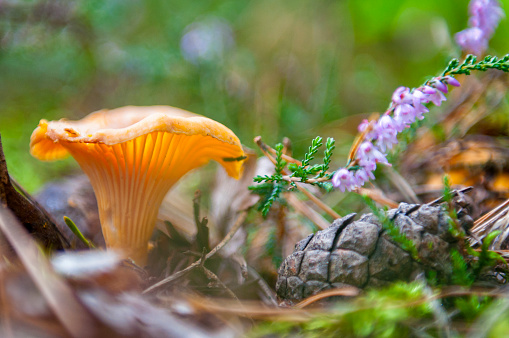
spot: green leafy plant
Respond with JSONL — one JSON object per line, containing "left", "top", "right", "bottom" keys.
{"left": 454, "top": 295, "right": 493, "bottom": 322}
{"left": 63, "top": 216, "right": 95, "bottom": 249}
{"left": 440, "top": 175, "right": 465, "bottom": 240}
{"left": 450, "top": 248, "right": 474, "bottom": 286}
{"left": 288, "top": 137, "right": 336, "bottom": 186}
{"left": 468, "top": 230, "right": 506, "bottom": 279}
{"left": 250, "top": 138, "right": 335, "bottom": 217}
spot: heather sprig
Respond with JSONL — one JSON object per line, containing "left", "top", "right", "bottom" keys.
{"left": 331, "top": 54, "right": 509, "bottom": 193}
{"left": 252, "top": 54, "right": 509, "bottom": 214}
{"left": 441, "top": 54, "right": 509, "bottom": 76}
{"left": 332, "top": 74, "right": 459, "bottom": 192}
{"left": 253, "top": 143, "right": 286, "bottom": 217}
{"left": 288, "top": 136, "right": 336, "bottom": 188}
{"left": 455, "top": 0, "right": 504, "bottom": 55}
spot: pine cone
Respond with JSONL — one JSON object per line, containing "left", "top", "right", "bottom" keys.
{"left": 276, "top": 202, "right": 473, "bottom": 301}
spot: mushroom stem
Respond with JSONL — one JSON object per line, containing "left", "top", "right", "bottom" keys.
{"left": 64, "top": 133, "right": 174, "bottom": 264}
{"left": 63, "top": 131, "right": 234, "bottom": 264}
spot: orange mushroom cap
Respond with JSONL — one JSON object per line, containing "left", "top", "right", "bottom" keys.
{"left": 30, "top": 106, "right": 245, "bottom": 264}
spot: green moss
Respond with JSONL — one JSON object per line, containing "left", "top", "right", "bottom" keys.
{"left": 250, "top": 281, "right": 433, "bottom": 337}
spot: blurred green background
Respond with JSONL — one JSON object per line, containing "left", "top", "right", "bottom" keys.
{"left": 1, "top": 0, "right": 508, "bottom": 192}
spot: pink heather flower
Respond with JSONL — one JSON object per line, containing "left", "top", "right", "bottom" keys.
{"left": 393, "top": 103, "right": 417, "bottom": 131}
{"left": 354, "top": 167, "right": 375, "bottom": 187}
{"left": 358, "top": 119, "right": 377, "bottom": 139}
{"left": 391, "top": 87, "right": 433, "bottom": 131}
{"left": 420, "top": 85, "right": 437, "bottom": 95}
{"left": 456, "top": 0, "right": 504, "bottom": 55}
{"left": 412, "top": 104, "right": 428, "bottom": 121}
{"left": 430, "top": 78, "right": 448, "bottom": 93}
{"left": 392, "top": 87, "right": 413, "bottom": 105}
{"left": 332, "top": 167, "right": 376, "bottom": 192}
{"left": 333, "top": 75, "right": 460, "bottom": 192}
{"left": 412, "top": 86, "right": 437, "bottom": 104}
{"left": 442, "top": 76, "right": 461, "bottom": 87}
{"left": 358, "top": 119, "right": 369, "bottom": 133}
{"left": 357, "top": 141, "right": 389, "bottom": 166}
{"left": 455, "top": 27, "right": 488, "bottom": 55}
{"left": 361, "top": 158, "right": 377, "bottom": 172}
{"left": 410, "top": 92, "right": 430, "bottom": 119}
{"left": 374, "top": 115, "right": 398, "bottom": 151}
{"left": 411, "top": 88, "right": 428, "bottom": 104}
{"left": 360, "top": 167, "right": 375, "bottom": 180}
{"left": 332, "top": 168, "right": 356, "bottom": 192}
{"left": 469, "top": 0, "right": 504, "bottom": 36}
{"left": 426, "top": 88, "right": 447, "bottom": 106}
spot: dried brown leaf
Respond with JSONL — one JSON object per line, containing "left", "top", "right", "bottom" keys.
{"left": 79, "top": 291, "right": 233, "bottom": 338}
{"left": 0, "top": 206, "right": 97, "bottom": 338}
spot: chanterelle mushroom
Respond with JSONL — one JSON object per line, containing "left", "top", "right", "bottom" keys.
{"left": 30, "top": 106, "right": 245, "bottom": 265}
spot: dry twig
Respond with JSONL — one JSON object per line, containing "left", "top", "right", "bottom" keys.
{"left": 354, "top": 187, "right": 399, "bottom": 208}
{"left": 294, "top": 286, "right": 361, "bottom": 308}
{"left": 285, "top": 194, "right": 331, "bottom": 230}
{"left": 247, "top": 266, "right": 278, "bottom": 307}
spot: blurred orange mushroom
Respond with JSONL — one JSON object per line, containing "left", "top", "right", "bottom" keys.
{"left": 30, "top": 106, "right": 245, "bottom": 265}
